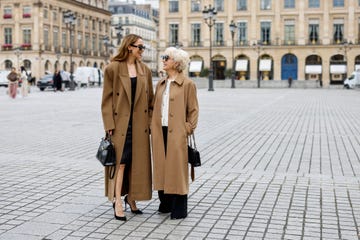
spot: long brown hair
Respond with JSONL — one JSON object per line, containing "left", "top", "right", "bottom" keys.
{"left": 111, "top": 34, "right": 142, "bottom": 62}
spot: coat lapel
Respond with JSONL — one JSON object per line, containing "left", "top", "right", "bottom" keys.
{"left": 134, "top": 60, "right": 144, "bottom": 106}
{"left": 118, "top": 61, "right": 131, "bottom": 105}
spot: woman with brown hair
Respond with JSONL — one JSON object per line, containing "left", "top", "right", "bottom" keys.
{"left": 101, "top": 34, "right": 153, "bottom": 221}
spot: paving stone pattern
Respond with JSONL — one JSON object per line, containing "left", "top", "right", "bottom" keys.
{"left": 0, "top": 87, "right": 359, "bottom": 240}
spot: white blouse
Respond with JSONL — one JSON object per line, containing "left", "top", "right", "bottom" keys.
{"left": 161, "top": 79, "right": 174, "bottom": 126}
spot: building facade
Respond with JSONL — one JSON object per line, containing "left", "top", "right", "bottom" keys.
{"left": 109, "top": 1, "right": 158, "bottom": 74}
{"left": 0, "top": 0, "right": 111, "bottom": 80}
{"left": 159, "top": 0, "right": 360, "bottom": 87}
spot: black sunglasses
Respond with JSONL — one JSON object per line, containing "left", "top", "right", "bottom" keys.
{"left": 130, "top": 44, "right": 146, "bottom": 50}
{"left": 161, "top": 55, "right": 170, "bottom": 61}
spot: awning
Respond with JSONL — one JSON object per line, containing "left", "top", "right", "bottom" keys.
{"left": 305, "top": 65, "right": 322, "bottom": 74}
{"left": 189, "top": 61, "right": 202, "bottom": 73}
{"left": 330, "top": 65, "right": 347, "bottom": 74}
{"left": 259, "top": 59, "right": 271, "bottom": 71}
{"left": 235, "top": 60, "right": 248, "bottom": 71}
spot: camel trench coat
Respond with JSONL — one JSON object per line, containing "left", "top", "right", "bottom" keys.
{"left": 151, "top": 74, "right": 199, "bottom": 195}
{"left": 101, "top": 60, "right": 153, "bottom": 201}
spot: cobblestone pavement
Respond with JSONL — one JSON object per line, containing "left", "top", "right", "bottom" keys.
{"left": 0, "top": 87, "right": 360, "bottom": 240}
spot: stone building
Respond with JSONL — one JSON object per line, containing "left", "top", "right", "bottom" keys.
{"left": 158, "top": 0, "right": 360, "bottom": 87}
{"left": 0, "top": 0, "right": 111, "bottom": 81}
{"left": 109, "top": 1, "right": 158, "bottom": 74}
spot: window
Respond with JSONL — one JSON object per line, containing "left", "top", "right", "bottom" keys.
{"left": 237, "top": 22, "right": 247, "bottom": 44}
{"left": 169, "top": 0, "right": 179, "bottom": 12}
{"left": 92, "top": 19, "right": 96, "bottom": 31}
{"left": 85, "top": 35, "right": 90, "bottom": 49}
{"left": 333, "top": 23, "right": 344, "bottom": 43}
{"left": 4, "top": 7, "right": 12, "bottom": 18}
{"left": 237, "top": 0, "right": 247, "bottom": 10}
{"left": 215, "top": 23, "right": 224, "bottom": 45}
{"left": 99, "top": 22, "right": 102, "bottom": 31}
{"left": 85, "top": 18, "right": 89, "bottom": 29}
{"left": 53, "top": 11, "right": 57, "bottom": 21}
{"left": 62, "top": 31, "right": 67, "bottom": 48}
{"left": 260, "top": 0, "right": 271, "bottom": 10}
{"left": 284, "top": 0, "right": 295, "bottom": 8}
{"left": 44, "top": 9, "right": 48, "bottom": 19}
{"left": 23, "top": 6, "right": 31, "bottom": 18}
{"left": 309, "top": 0, "right": 319, "bottom": 8}
{"left": 92, "top": 35, "right": 96, "bottom": 51}
{"left": 309, "top": 23, "right": 319, "bottom": 43}
{"left": 333, "top": 0, "right": 344, "bottom": 7}
{"left": 191, "top": 0, "right": 201, "bottom": 12}
{"left": 77, "top": 33, "right": 82, "bottom": 50}
{"left": 70, "top": 32, "right": 75, "bottom": 49}
{"left": 5, "top": 60, "right": 12, "bottom": 69}
{"left": 4, "top": 28, "right": 12, "bottom": 44}
{"left": 53, "top": 28, "right": 59, "bottom": 47}
{"left": 214, "top": 0, "right": 224, "bottom": 11}
{"left": 191, "top": 23, "right": 201, "bottom": 46}
{"left": 260, "top": 22, "right": 271, "bottom": 44}
{"left": 284, "top": 20, "right": 295, "bottom": 44}
{"left": 44, "top": 28, "right": 49, "bottom": 47}
{"left": 23, "top": 29, "right": 31, "bottom": 44}
{"left": 169, "top": 24, "right": 179, "bottom": 46}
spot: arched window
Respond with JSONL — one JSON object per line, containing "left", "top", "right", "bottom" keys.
{"left": 5, "top": 60, "right": 13, "bottom": 69}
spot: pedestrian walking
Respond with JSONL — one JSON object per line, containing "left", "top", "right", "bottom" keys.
{"left": 101, "top": 34, "right": 153, "bottom": 221}
{"left": 7, "top": 67, "right": 19, "bottom": 99}
{"left": 151, "top": 47, "right": 199, "bottom": 220}
{"left": 20, "top": 66, "right": 29, "bottom": 97}
{"left": 288, "top": 76, "right": 293, "bottom": 88}
{"left": 53, "top": 69, "right": 63, "bottom": 92}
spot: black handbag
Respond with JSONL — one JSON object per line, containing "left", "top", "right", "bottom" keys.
{"left": 188, "top": 133, "right": 201, "bottom": 167}
{"left": 96, "top": 134, "right": 116, "bottom": 179}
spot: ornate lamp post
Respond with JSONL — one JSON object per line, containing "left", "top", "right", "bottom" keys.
{"left": 63, "top": 10, "right": 76, "bottom": 90}
{"left": 114, "top": 23, "right": 124, "bottom": 45}
{"left": 14, "top": 48, "right": 21, "bottom": 69}
{"left": 229, "top": 20, "right": 236, "bottom": 88}
{"left": 253, "top": 43, "right": 263, "bottom": 88}
{"left": 202, "top": 5, "right": 217, "bottom": 91}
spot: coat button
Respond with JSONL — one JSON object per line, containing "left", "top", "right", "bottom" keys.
{"left": 114, "top": 112, "right": 117, "bottom": 115}
{"left": 145, "top": 129, "right": 147, "bottom": 133}
{"left": 145, "top": 109, "right": 147, "bottom": 113}
{"left": 170, "top": 98, "right": 174, "bottom": 101}
{"left": 170, "top": 113, "right": 173, "bottom": 117}
{"left": 117, "top": 93, "right": 119, "bottom": 96}
{"left": 169, "top": 129, "right": 173, "bottom": 133}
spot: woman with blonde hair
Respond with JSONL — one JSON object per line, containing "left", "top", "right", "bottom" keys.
{"left": 101, "top": 34, "right": 153, "bottom": 221}
{"left": 151, "top": 47, "right": 199, "bottom": 219}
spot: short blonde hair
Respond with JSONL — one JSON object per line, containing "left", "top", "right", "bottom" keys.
{"left": 164, "top": 47, "right": 190, "bottom": 73}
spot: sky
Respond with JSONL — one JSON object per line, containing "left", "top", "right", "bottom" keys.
{"left": 111, "top": 0, "right": 159, "bottom": 8}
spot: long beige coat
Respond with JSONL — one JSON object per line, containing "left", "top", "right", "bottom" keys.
{"left": 101, "top": 60, "right": 153, "bottom": 201}
{"left": 151, "top": 74, "right": 199, "bottom": 195}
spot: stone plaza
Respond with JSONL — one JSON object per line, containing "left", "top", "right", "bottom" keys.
{"left": 0, "top": 86, "right": 359, "bottom": 240}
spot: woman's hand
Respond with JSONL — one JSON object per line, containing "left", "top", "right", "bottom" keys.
{"left": 108, "top": 130, "right": 113, "bottom": 136}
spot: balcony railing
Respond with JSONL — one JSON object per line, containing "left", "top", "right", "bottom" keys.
{"left": 213, "top": 41, "right": 225, "bottom": 47}
{"left": 282, "top": 40, "right": 296, "bottom": 45}
{"left": 188, "top": 41, "right": 203, "bottom": 47}
{"left": 235, "top": 40, "right": 249, "bottom": 46}
{"left": 23, "top": 13, "right": 31, "bottom": 18}
{"left": 306, "top": 39, "right": 322, "bottom": 45}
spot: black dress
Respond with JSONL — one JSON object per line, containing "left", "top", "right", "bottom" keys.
{"left": 120, "top": 77, "right": 137, "bottom": 164}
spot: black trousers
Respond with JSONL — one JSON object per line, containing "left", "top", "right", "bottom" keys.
{"left": 158, "top": 126, "right": 187, "bottom": 219}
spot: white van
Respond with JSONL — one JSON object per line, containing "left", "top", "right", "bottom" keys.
{"left": 0, "top": 70, "right": 11, "bottom": 87}
{"left": 74, "top": 67, "right": 103, "bottom": 87}
{"left": 344, "top": 70, "right": 360, "bottom": 89}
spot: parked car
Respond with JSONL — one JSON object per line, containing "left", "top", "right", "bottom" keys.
{"left": 36, "top": 71, "right": 72, "bottom": 91}
{"left": 0, "top": 70, "right": 11, "bottom": 87}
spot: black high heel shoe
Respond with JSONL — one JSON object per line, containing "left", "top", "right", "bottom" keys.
{"left": 114, "top": 201, "right": 127, "bottom": 221}
{"left": 124, "top": 195, "right": 143, "bottom": 214}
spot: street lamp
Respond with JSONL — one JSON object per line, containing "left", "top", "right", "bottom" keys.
{"left": 253, "top": 43, "right": 263, "bottom": 88}
{"left": 114, "top": 23, "right": 124, "bottom": 45}
{"left": 229, "top": 20, "right": 236, "bottom": 88}
{"left": 14, "top": 48, "right": 21, "bottom": 69}
{"left": 63, "top": 10, "right": 76, "bottom": 90}
{"left": 202, "top": 4, "right": 217, "bottom": 91}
